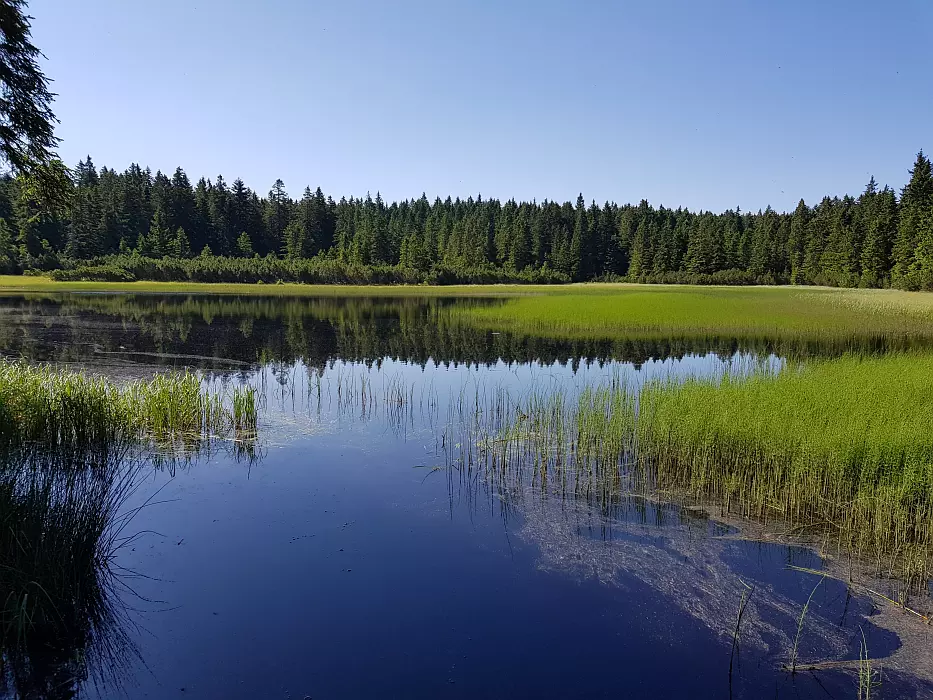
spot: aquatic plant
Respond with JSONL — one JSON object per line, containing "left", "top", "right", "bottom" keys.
{"left": 790, "top": 576, "right": 825, "bottom": 673}
{"left": 446, "top": 353, "right": 933, "bottom": 588}
{"left": 635, "top": 353, "right": 933, "bottom": 583}
{"left": 0, "top": 360, "right": 258, "bottom": 456}
{"left": 0, "top": 451, "right": 140, "bottom": 697}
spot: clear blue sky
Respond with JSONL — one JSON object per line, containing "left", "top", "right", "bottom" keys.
{"left": 29, "top": 0, "right": 932, "bottom": 212}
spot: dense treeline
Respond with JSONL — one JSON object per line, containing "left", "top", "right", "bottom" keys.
{"left": 2, "top": 152, "right": 933, "bottom": 288}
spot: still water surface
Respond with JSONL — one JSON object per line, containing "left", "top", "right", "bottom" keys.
{"left": 0, "top": 293, "right": 930, "bottom": 699}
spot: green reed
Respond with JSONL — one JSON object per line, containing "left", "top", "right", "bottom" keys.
{"left": 0, "top": 360, "right": 257, "bottom": 455}
{"left": 453, "top": 353, "right": 933, "bottom": 588}
{"left": 0, "top": 361, "right": 260, "bottom": 694}
{"left": 636, "top": 353, "right": 933, "bottom": 582}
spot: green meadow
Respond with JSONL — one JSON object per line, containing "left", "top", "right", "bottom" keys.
{"left": 457, "top": 285, "right": 933, "bottom": 344}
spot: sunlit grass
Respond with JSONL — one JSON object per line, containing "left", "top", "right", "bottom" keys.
{"left": 0, "top": 274, "right": 542, "bottom": 297}
{"left": 456, "top": 352, "right": 933, "bottom": 587}
{"left": 636, "top": 354, "right": 933, "bottom": 569}
{"left": 458, "top": 287, "right": 933, "bottom": 345}
{"left": 0, "top": 360, "right": 257, "bottom": 455}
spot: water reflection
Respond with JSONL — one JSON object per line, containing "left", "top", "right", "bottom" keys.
{"left": 0, "top": 451, "right": 139, "bottom": 700}
{"left": 0, "top": 293, "right": 929, "bottom": 371}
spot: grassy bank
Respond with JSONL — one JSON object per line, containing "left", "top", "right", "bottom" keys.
{"left": 462, "top": 353, "right": 933, "bottom": 586}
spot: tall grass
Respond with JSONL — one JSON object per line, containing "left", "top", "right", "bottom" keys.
{"left": 450, "top": 353, "right": 933, "bottom": 587}
{"left": 0, "top": 361, "right": 260, "bottom": 695}
{"left": 636, "top": 353, "right": 933, "bottom": 580}
{"left": 0, "top": 360, "right": 257, "bottom": 456}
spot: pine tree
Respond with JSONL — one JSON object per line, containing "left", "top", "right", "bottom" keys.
{"left": 171, "top": 227, "right": 191, "bottom": 258}
{"left": 169, "top": 167, "right": 196, "bottom": 237}
{"left": 146, "top": 209, "right": 171, "bottom": 258}
{"left": 283, "top": 221, "right": 306, "bottom": 259}
{"left": 66, "top": 156, "right": 102, "bottom": 258}
{"left": 370, "top": 192, "right": 390, "bottom": 263}
{"left": 569, "top": 194, "right": 590, "bottom": 280}
{"left": 788, "top": 200, "right": 809, "bottom": 283}
{"left": 509, "top": 206, "right": 531, "bottom": 271}
{"left": 122, "top": 164, "right": 151, "bottom": 244}
{"left": 685, "top": 214, "right": 723, "bottom": 274}
{"left": 893, "top": 152, "right": 933, "bottom": 289}
{"left": 297, "top": 186, "right": 325, "bottom": 257}
{"left": 263, "top": 179, "right": 289, "bottom": 254}
{"left": 236, "top": 231, "right": 254, "bottom": 257}
{"left": 0, "top": 0, "right": 70, "bottom": 210}
{"left": 803, "top": 198, "right": 833, "bottom": 284}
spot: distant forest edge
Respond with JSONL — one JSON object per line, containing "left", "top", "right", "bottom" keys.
{"left": 1, "top": 152, "right": 932, "bottom": 288}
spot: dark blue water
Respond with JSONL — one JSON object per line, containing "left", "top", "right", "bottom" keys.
{"left": 98, "top": 376, "right": 920, "bottom": 700}
{"left": 0, "top": 293, "right": 929, "bottom": 700}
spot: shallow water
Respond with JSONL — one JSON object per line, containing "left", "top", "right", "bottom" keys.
{"left": 0, "top": 293, "right": 930, "bottom": 699}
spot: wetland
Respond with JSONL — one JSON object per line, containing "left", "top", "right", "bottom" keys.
{"left": 0, "top": 284, "right": 932, "bottom": 699}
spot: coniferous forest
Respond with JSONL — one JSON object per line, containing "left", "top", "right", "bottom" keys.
{"left": 1, "top": 151, "right": 932, "bottom": 288}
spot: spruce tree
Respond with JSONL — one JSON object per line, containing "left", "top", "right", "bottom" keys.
{"left": 0, "top": 0, "right": 71, "bottom": 210}
{"left": 283, "top": 221, "right": 306, "bottom": 259}
{"left": 263, "top": 179, "right": 289, "bottom": 254}
{"left": 569, "top": 194, "right": 589, "bottom": 280}
{"left": 236, "top": 231, "right": 254, "bottom": 257}
{"left": 147, "top": 209, "right": 170, "bottom": 257}
{"left": 893, "top": 152, "right": 933, "bottom": 289}
{"left": 509, "top": 206, "right": 531, "bottom": 271}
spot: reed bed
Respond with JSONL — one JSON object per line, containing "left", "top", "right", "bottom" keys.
{"left": 0, "top": 360, "right": 258, "bottom": 456}
{"left": 0, "top": 453, "right": 139, "bottom": 697}
{"left": 448, "top": 353, "right": 933, "bottom": 588}
{"left": 636, "top": 353, "right": 933, "bottom": 584}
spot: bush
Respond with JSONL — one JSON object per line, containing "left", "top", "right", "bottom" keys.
{"left": 46, "top": 254, "right": 571, "bottom": 286}
{"left": 50, "top": 265, "right": 137, "bottom": 282}
{"left": 621, "top": 269, "right": 787, "bottom": 286}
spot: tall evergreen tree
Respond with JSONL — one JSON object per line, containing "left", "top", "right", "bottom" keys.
{"left": 893, "top": 152, "right": 933, "bottom": 288}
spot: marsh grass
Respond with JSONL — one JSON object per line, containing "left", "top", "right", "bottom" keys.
{"left": 790, "top": 576, "right": 825, "bottom": 673}
{"left": 457, "top": 287, "right": 933, "bottom": 351}
{"left": 0, "top": 360, "right": 258, "bottom": 457}
{"left": 0, "top": 361, "right": 262, "bottom": 693}
{"left": 636, "top": 354, "right": 933, "bottom": 585}
{"left": 441, "top": 353, "right": 933, "bottom": 589}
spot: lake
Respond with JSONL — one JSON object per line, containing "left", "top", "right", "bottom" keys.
{"left": 0, "top": 292, "right": 931, "bottom": 700}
